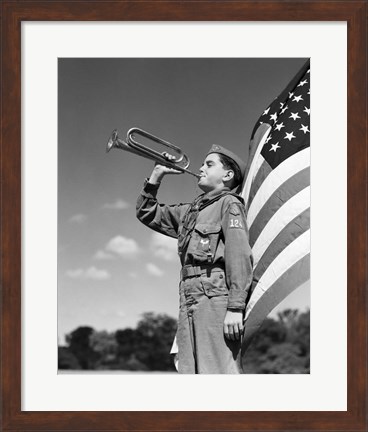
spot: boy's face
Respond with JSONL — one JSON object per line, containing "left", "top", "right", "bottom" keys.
{"left": 198, "top": 153, "right": 229, "bottom": 192}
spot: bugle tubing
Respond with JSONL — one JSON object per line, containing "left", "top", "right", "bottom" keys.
{"left": 106, "top": 128, "right": 201, "bottom": 179}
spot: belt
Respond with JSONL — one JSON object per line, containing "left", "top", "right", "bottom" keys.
{"left": 180, "top": 264, "right": 225, "bottom": 280}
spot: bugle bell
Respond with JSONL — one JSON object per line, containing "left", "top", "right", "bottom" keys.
{"left": 106, "top": 127, "right": 200, "bottom": 179}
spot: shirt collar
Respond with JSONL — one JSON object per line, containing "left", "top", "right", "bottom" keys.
{"left": 198, "top": 186, "right": 231, "bottom": 205}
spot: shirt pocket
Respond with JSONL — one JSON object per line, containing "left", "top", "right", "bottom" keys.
{"left": 188, "top": 223, "right": 222, "bottom": 263}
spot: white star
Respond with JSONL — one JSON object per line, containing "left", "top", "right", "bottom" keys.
{"left": 293, "top": 95, "right": 303, "bottom": 102}
{"left": 270, "top": 113, "right": 278, "bottom": 122}
{"left": 300, "top": 124, "right": 310, "bottom": 134}
{"left": 269, "top": 142, "right": 280, "bottom": 152}
{"left": 259, "top": 121, "right": 263, "bottom": 125}
{"left": 307, "top": 69, "right": 310, "bottom": 73}
{"left": 289, "top": 112, "right": 301, "bottom": 120}
{"left": 263, "top": 107, "right": 270, "bottom": 115}
{"left": 303, "top": 106, "right": 311, "bottom": 115}
{"left": 280, "top": 102, "right": 285, "bottom": 108}
{"left": 265, "top": 134, "right": 272, "bottom": 144}
{"left": 307, "top": 89, "right": 310, "bottom": 95}
{"left": 280, "top": 105, "right": 288, "bottom": 114}
{"left": 298, "top": 79, "right": 308, "bottom": 87}
{"left": 289, "top": 92, "right": 294, "bottom": 98}
{"left": 275, "top": 122, "right": 285, "bottom": 131}
{"left": 284, "top": 132, "right": 296, "bottom": 141}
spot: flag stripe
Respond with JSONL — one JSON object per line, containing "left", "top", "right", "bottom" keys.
{"left": 241, "top": 124, "right": 271, "bottom": 204}
{"left": 252, "top": 187, "right": 310, "bottom": 266}
{"left": 247, "top": 147, "right": 310, "bottom": 227}
{"left": 241, "top": 254, "right": 310, "bottom": 353}
{"left": 246, "top": 158, "right": 272, "bottom": 211}
{"left": 245, "top": 229, "right": 310, "bottom": 319}
{"left": 249, "top": 167, "right": 310, "bottom": 246}
{"left": 253, "top": 208, "right": 310, "bottom": 282}
{"left": 253, "top": 155, "right": 268, "bottom": 188}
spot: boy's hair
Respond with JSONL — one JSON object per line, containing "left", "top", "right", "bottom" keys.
{"left": 218, "top": 154, "right": 243, "bottom": 189}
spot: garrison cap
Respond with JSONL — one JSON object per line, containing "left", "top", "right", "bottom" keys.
{"left": 207, "top": 144, "right": 246, "bottom": 178}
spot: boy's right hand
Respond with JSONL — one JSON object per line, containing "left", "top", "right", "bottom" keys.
{"left": 149, "top": 152, "right": 183, "bottom": 184}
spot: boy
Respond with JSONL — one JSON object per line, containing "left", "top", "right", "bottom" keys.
{"left": 136, "top": 145, "right": 253, "bottom": 373}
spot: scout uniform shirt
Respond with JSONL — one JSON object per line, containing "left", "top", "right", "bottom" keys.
{"left": 136, "top": 179, "right": 253, "bottom": 311}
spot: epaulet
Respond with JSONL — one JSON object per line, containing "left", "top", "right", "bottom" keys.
{"left": 199, "top": 191, "right": 244, "bottom": 212}
{"left": 220, "top": 192, "right": 245, "bottom": 206}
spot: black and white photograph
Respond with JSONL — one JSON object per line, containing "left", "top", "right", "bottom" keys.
{"left": 57, "top": 58, "right": 310, "bottom": 374}
{"left": 3, "top": 0, "right": 367, "bottom": 427}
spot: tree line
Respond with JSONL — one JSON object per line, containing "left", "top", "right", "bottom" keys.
{"left": 58, "top": 309, "right": 310, "bottom": 373}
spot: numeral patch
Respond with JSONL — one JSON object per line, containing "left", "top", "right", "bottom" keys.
{"left": 229, "top": 218, "right": 243, "bottom": 229}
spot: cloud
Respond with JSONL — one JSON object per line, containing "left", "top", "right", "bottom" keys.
{"left": 66, "top": 266, "right": 110, "bottom": 280}
{"left": 69, "top": 213, "right": 87, "bottom": 223}
{"left": 150, "top": 233, "right": 178, "bottom": 261}
{"left": 94, "top": 235, "right": 140, "bottom": 261}
{"left": 66, "top": 268, "right": 84, "bottom": 279}
{"left": 94, "top": 250, "right": 115, "bottom": 260}
{"left": 105, "top": 235, "right": 140, "bottom": 258}
{"left": 103, "top": 199, "right": 130, "bottom": 210}
{"left": 78, "top": 267, "right": 110, "bottom": 280}
{"left": 146, "top": 263, "right": 164, "bottom": 277}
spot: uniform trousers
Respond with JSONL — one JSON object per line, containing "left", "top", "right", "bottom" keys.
{"left": 177, "top": 274, "right": 242, "bottom": 374}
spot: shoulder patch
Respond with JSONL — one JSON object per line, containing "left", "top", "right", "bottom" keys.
{"left": 229, "top": 202, "right": 241, "bottom": 216}
{"left": 227, "top": 202, "right": 246, "bottom": 230}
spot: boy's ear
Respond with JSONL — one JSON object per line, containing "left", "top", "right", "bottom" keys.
{"left": 223, "top": 170, "right": 234, "bottom": 182}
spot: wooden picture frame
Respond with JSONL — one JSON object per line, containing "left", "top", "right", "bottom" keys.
{"left": 1, "top": 1, "right": 366, "bottom": 431}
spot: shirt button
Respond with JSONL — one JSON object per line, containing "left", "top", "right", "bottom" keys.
{"left": 203, "top": 229, "right": 207, "bottom": 233}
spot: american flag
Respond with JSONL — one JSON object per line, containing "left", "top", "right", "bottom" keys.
{"left": 240, "top": 60, "right": 310, "bottom": 359}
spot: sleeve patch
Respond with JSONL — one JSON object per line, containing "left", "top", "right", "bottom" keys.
{"left": 229, "top": 203, "right": 241, "bottom": 216}
{"left": 229, "top": 218, "right": 243, "bottom": 229}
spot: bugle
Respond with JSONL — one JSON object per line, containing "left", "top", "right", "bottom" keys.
{"left": 106, "top": 128, "right": 200, "bottom": 179}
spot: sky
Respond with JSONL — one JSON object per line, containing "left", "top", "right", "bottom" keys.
{"left": 58, "top": 58, "right": 310, "bottom": 344}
